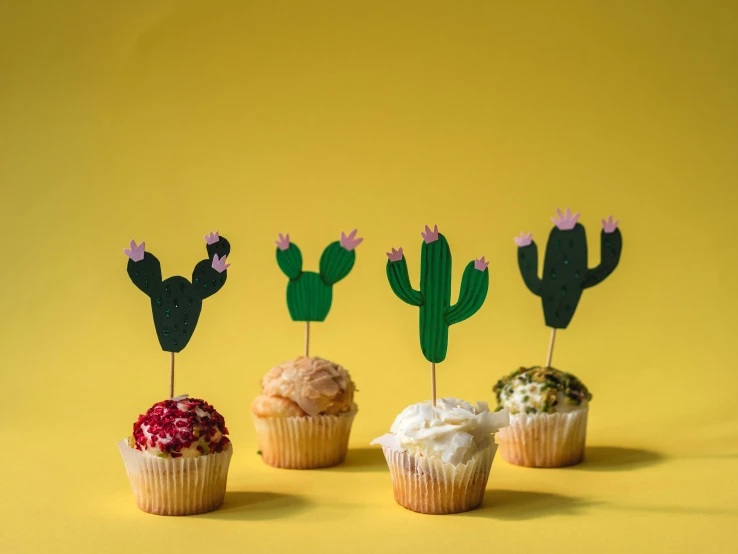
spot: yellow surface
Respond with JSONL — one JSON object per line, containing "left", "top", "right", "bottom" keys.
{"left": 1, "top": 1, "right": 737, "bottom": 552}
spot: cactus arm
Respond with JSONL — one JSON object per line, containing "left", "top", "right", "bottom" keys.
{"left": 192, "top": 260, "right": 227, "bottom": 300}
{"left": 517, "top": 242, "right": 542, "bottom": 296}
{"left": 193, "top": 235, "right": 230, "bottom": 300}
{"left": 206, "top": 236, "right": 231, "bottom": 260}
{"left": 319, "top": 241, "right": 356, "bottom": 285}
{"left": 583, "top": 228, "right": 622, "bottom": 289}
{"left": 127, "top": 252, "right": 163, "bottom": 297}
{"left": 277, "top": 243, "right": 303, "bottom": 280}
{"left": 386, "top": 256, "right": 423, "bottom": 306}
{"left": 445, "top": 261, "right": 489, "bottom": 325}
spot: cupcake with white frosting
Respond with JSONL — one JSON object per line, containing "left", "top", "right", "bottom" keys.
{"left": 371, "top": 398, "right": 509, "bottom": 514}
{"left": 251, "top": 356, "right": 357, "bottom": 469}
{"left": 493, "top": 366, "right": 591, "bottom": 467}
{"left": 118, "top": 395, "right": 233, "bottom": 515}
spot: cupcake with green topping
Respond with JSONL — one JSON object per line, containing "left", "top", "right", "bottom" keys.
{"left": 493, "top": 367, "right": 591, "bottom": 467}
{"left": 118, "top": 395, "right": 233, "bottom": 515}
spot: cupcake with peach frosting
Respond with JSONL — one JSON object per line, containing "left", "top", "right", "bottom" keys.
{"left": 252, "top": 356, "right": 357, "bottom": 469}
{"left": 118, "top": 395, "right": 233, "bottom": 515}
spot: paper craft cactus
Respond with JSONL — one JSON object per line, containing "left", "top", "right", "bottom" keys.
{"left": 516, "top": 209, "right": 622, "bottom": 329}
{"left": 124, "top": 232, "right": 231, "bottom": 352}
{"left": 386, "top": 225, "right": 490, "bottom": 363}
{"left": 276, "top": 230, "right": 362, "bottom": 321}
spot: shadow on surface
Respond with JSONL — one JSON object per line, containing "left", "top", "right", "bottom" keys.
{"left": 332, "top": 447, "right": 387, "bottom": 473}
{"left": 466, "top": 489, "right": 593, "bottom": 520}
{"left": 573, "top": 446, "right": 665, "bottom": 471}
{"left": 197, "top": 491, "right": 309, "bottom": 520}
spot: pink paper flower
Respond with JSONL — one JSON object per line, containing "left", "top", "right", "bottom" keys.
{"left": 551, "top": 208, "right": 580, "bottom": 231}
{"left": 275, "top": 233, "right": 290, "bottom": 251}
{"left": 601, "top": 215, "right": 620, "bottom": 233}
{"left": 474, "top": 256, "right": 489, "bottom": 271}
{"left": 514, "top": 232, "right": 533, "bottom": 247}
{"left": 123, "top": 240, "right": 145, "bottom": 262}
{"left": 204, "top": 231, "right": 220, "bottom": 245}
{"left": 386, "top": 247, "right": 404, "bottom": 262}
{"left": 340, "top": 229, "right": 363, "bottom": 251}
{"left": 212, "top": 254, "right": 231, "bottom": 273}
{"left": 421, "top": 224, "right": 439, "bottom": 244}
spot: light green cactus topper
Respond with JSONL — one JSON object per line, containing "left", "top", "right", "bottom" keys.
{"left": 276, "top": 230, "right": 363, "bottom": 356}
{"left": 386, "top": 225, "right": 490, "bottom": 405}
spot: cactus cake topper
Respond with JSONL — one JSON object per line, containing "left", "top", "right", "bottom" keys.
{"left": 515, "top": 208, "right": 622, "bottom": 367}
{"left": 276, "top": 229, "right": 363, "bottom": 357}
{"left": 123, "top": 232, "right": 232, "bottom": 398}
{"left": 386, "top": 225, "right": 490, "bottom": 406}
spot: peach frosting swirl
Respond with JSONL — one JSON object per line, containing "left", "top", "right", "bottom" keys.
{"left": 252, "top": 356, "right": 356, "bottom": 418}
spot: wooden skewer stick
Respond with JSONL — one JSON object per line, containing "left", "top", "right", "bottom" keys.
{"left": 545, "top": 327, "right": 557, "bottom": 368}
{"left": 169, "top": 352, "right": 175, "bottom": 399}
{"left": 431, "top": 362, "right": 437, "bottom": 407}
{"left": 304, "top": 321, "right": 310, "bottom": 358}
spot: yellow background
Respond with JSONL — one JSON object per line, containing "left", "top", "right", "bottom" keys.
{"left": 1, "top": 1, "right": 737, "bottom": 552}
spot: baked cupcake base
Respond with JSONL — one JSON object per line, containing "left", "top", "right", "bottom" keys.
{"left": 118, "top": 440, "right": 232, "bottom": 515}
{"left": 495, "top": 408, "right": 587, "bottom": 468}
{"left": 253, "top": 410, "right": 356, "bottom": 469}
{"left": 381, "top": 444, "right": 496, "bottom": 515}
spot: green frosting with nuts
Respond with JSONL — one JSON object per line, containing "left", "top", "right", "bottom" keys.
{"left": 493, "top": 366, "right": 592, "bottom": 415}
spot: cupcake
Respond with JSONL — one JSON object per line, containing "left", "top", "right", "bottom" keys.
{"left": 118, "top": 395, "right": 233, "bottom": 515}
{"left": 509, "top": 210, "right": 621, "bottom": 467}
{"left": 493, "top": 366, "right": 591, "bottom": 467}
{"left": 120, "top": 232, "right": 234, "bottom": 514}
{"left": 371, "top": 398, "right": 509, "bottom": 515}
{"left": 251, "top": 356, "right": 357, "bottom": 469}
{"left": 377, "top": 227, "right": 498, "bottom": 513}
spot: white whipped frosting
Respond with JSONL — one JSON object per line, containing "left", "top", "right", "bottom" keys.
{"left": 371, "top": 398, "right": 509, "bottom": 465}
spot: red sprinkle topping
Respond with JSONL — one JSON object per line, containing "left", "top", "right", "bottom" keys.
{"left": 132, "top": 398, "right": 230, "bottom": 457}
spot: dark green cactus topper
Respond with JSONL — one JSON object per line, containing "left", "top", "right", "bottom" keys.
{"left": 386, "top": 225, "right": 490, "bottom": 365}
{"left": 275, "top": 230, "right": 362, "bottom": 355}
{"left": 124, "top": 232, "right": 231, "bottom": 354}
{"left": 516, "top": 208, "right": 622, "bottom": 367}
{"left": 515, "top": 209, "right": 622, "bottom": 331}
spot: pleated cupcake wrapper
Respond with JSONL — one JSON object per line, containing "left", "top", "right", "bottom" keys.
{"left": 118, "top": 440, "right": 232, "bottom": 516}
{"left": 381, "top": 444, "right": 495, "bottom": 515}
{"left": 495, "top": 408, "right": 588, "bottom": 468}
{"left": 253, "top": 410, "right": 356, "bottom": 469}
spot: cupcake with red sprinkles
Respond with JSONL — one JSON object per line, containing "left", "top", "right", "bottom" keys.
{"left": 119, "top": 233, "right": 234, "bottom": 516}
{"left": 119, "top": 395, "right": 233, "bottom": 515}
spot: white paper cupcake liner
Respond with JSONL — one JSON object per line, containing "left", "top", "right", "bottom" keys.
{"left": 495, "top": 407, "right": 588, "bottom": 467}
{"left": 380, "top": 443, "right": 496, "bottom": 514}
{"left": 118, "top": 440, "right": 232, "bottom": 515}
{"left": 253, "top": 410, "right": 356, "bottom": 469}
